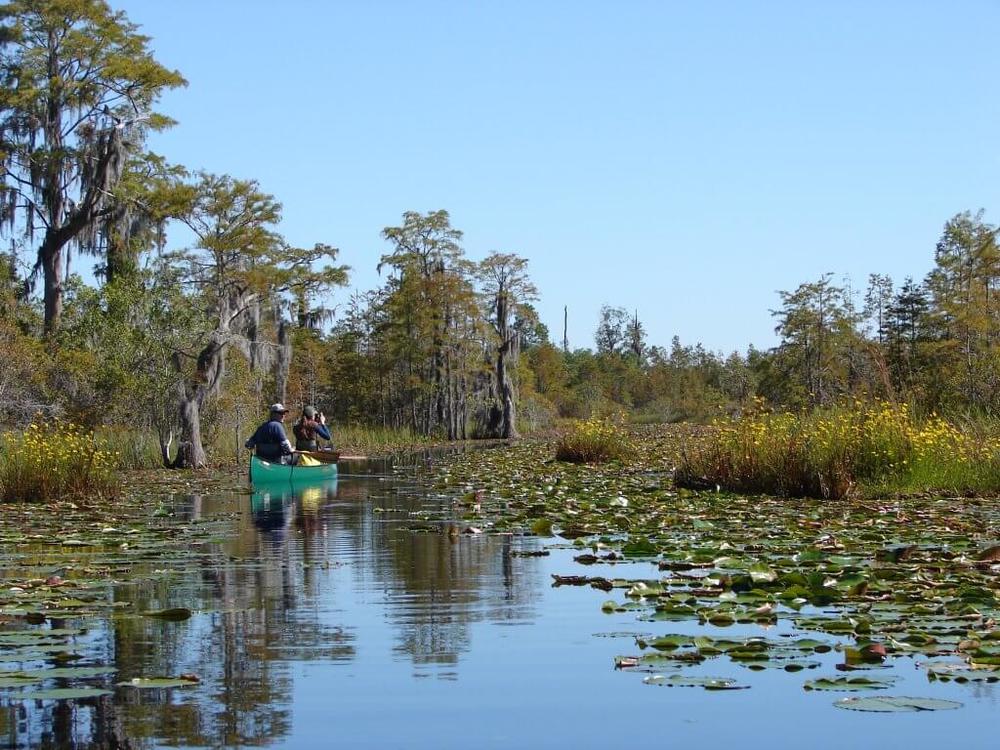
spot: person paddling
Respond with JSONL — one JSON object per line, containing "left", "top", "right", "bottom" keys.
{"left": 292, "top": 405, "right": 333, "bottom": 452}
{"left": 245, "top": 403, "right": 294, "bottom": 464}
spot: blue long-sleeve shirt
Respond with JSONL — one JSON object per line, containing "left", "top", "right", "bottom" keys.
{"left": 245, "top": 419, "right": 293, "bottom": 461}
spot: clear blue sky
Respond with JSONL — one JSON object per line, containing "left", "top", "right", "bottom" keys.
{"left": 116, "top": 0, "right": 999, "bottom": 354}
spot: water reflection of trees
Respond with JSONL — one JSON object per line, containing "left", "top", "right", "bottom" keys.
{"left": 5, "top": 468, "right": 541, "bottom": 747}
{"left": 106, "top": 485, "right": 352, "bottom": 747}
{"left": 329, "top": 478, "right": 540, "bottom": 671}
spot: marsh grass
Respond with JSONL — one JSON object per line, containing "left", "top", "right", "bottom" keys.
{"left": 94, "top": 427, "right": 164, "bottom": 470}
{"left": 555, "top": 417, "right": 634, "bottom": 463}
{"left": 676, "top": 401, "right": 1000, "bottom": 499}
{"left": 1, "top": 420, "right": 121, "bottom": 502}
{"left": 334, "top": 424, "right": 431, "bottom": 454}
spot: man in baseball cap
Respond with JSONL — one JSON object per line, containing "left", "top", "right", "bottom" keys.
{"left": 245, "top": 403, "right": 294, "bottom": 463}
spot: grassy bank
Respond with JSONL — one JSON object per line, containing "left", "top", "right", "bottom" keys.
{"left": 676, "top": 402, "right": 1000, "bottom": 499}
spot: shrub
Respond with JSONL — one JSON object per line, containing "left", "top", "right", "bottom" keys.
{"left": 555, "top": 417, "right": 634, "bottom": 463}
{"left": 0, "top": 419, "right": 121, "bottom": 502}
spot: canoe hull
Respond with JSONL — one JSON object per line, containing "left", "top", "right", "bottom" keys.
{"left": 250, "top": 455, "right": 338, "bottom": 486}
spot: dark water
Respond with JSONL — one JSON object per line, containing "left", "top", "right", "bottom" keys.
{"left": 3, "top": 459, "right": 998, "bottom": 749}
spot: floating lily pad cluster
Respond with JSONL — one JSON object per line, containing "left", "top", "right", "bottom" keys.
{"left": 429, "top": 434, "right": 1000, "bottom": 710}
{"left": 0, "top": 494, "right": 236, "bottom": 623}
{"left": 0, "top": 480, "right": 245, "bottom": 703}
{"left": 0, "top": 625, "right": 196, "bottom": 701}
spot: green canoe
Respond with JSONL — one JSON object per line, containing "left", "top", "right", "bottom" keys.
{"left": 249, "top": 455, "right": 338, "bottom": 486}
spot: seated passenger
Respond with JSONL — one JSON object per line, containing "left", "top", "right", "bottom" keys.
{"left": 292, "top": 405, "right": 333, "bottom": 452}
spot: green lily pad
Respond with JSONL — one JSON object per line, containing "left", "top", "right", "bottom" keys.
{"left": 834, "top": 696, "right": 963, "bottom": 712}
{"left": 637, "top": 634, "right": 694, "bottom": 651}
{"left": 141, "top": 607, "right": 192, "bottom": 621}
{"left": 116, "top": 677, "right": 199, "bottom": 689}
{"left": 804, "top": 676, "right": 893, "bottom": 691}
{"left": 17, "top": 666, "right": 116, "bottom": 678}
{"left": 622, "top": 537, "right": 657, "bottom": 557}
{"left": 748, "top": 563, "right": 778, "bottom": 583}
{"left": 643, "top": 674, "right": 749, "bottom": 690}
{"left": 530, "top": 518, "right": 553, "bottom": 536}
{"left": 12, "top": 687, "right": 113, "bottom": 700}
{"left": 924, "top": 662, "right": 1000, "bottom": 682}
{"left": 742, "top": 659, "right": 821, "bottom": 672}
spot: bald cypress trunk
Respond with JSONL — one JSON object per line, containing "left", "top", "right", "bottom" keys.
{"left": 173, "top": 396, "right": 207, "bottom": 469}
{"left": 170, "top": 333, "right": 226, "bottom": 469}
{"left": 495, "top": 294, "right": 518, "bottom": 439}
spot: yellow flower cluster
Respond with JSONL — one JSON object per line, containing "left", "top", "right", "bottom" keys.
{"left": 680, "top": 400, "right": 1000, "bottom": 497}
{"left": 1, "top": 417, "right": 121, "bottom": 502}
{"left": 909, "top": 416, "right": 997, "bottom": 465}
{"left": 555, "top": 416, "right": 634, "bottom": 463}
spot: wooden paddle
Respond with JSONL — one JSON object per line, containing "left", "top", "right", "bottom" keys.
{"left": 299, "top": 450, "right": 340, "bottom": 464}
{"left": 299, "top": 450, "right": 369, "bottom": 463}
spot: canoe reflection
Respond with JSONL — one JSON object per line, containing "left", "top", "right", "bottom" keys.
{"left": 250, "top": 479, "right": 338, "bottom": 538}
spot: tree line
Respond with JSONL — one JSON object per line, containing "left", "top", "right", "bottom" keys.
{"left": 542, "top": 210, "right": 999, "bottom": 422}
{"left": 0, "top": 1, "right": 535, "bottom": 466}
{"left": 2, "top": 1, "right": 997, "bottom": 470}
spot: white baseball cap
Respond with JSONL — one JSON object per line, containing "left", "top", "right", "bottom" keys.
{"left": 269, "top": 403, "right": 289, "bottom": 413}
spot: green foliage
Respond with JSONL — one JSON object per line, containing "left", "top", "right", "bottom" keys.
{"left": 0, "top": 0, "right": 186, "bottom": 332}
{"left": 555, "top": 417, "right": 634, "bottom": 463}
{"left": 769, "top": 274, "right": 862, "bottom": 408}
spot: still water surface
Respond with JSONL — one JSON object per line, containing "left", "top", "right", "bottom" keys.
{"left": 3, "top": 457, "right": 998, "bottom": 748}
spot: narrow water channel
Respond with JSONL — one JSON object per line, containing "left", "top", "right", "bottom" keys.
{"left": 2, "top": 458, "right": 997, "bottom": 749}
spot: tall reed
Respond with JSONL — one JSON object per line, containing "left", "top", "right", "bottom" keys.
{"left": 676, "top": 401, "right": 1000, "bottom": 499}
{"left": 555, "top": 416, "right": 634, "bottom": 463}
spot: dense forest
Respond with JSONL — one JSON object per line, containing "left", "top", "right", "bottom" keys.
{"left": 1, "top": 1, "right": 998, "bottom": 468}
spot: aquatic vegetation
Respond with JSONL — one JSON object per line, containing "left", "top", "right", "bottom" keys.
{"left": 675, "top": 401, "right": 1000, "bottom": 499}
{"left": 429, "top": 431, "right": 1000, "bottom": 711}
{"left": 0, "top": 419, "right": 122, "bottom": 502}
{"left": 555, "top": 416, "right": 634, "bottom": 463}
{"left": 642, "top": 674, "right": 748, "bottom": 690}
{"left": 118, "top": 676, "right": 201, "bottom": 689}
{"left": 0, "top": 474, "right": 249, "bottom": 712}
{"left": 834, "top": 696, "right": 962, "bottom": 712}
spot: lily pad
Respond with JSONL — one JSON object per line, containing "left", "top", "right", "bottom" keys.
{"left": 622, "top": 537, "right": 657, "bottom": 557}
{"left": 834, "top": 696, "right": 963, "bottom": 712}
{"left": 141, "top": 607, "right": 192, "bottom": 621}
{"left": 643, "top": 674, "right": 749, "bottom": 690}
{"left": 17, "top": 666, "right": 116, "bottom": 678}
{"left": 530, "top": 518, "right": 553, "bottom": 536}
{"left": 748, "top": 563, "right": 778, "bottom": 583}
{"left": 12, "top": 687, "right": 113, "bottom": 700}
{"left": 803, "top": 676, "right": 893, "bottom": 691}
{"left": 116, "top": 676, "right": 199, "bottom": 689}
